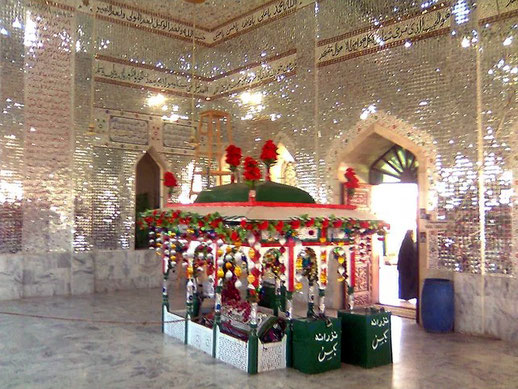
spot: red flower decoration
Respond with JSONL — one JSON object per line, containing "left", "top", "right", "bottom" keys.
{"left": 344, "top": 167, "right": 360, "bottom": 196}
{"left": 260, "top": 140, "right": 278, "bottom": 166}
{"left": 258, "top": 220, "right": 269, "bottom": 230}
{"left": 333, "top": 219, "right": 343, "bottom": 228}
{"left": 290, "top": 220, "right": 301, "bottom": 230}
{"left": 243, "top": 157, "right": 262, "bottom": 188}
{"left": 164, "top": 172, "right": 178, "bottom": 187}
{"left": 275, "top": 220, "right": 284, "bottom": 232}
{"left": 225, "top": 144, "right": 242, "bottom": 169}
{"left": 360, "top": 221, "right": 370, "bottom": 229}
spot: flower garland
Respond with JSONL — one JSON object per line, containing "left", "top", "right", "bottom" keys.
{"left": 319, "top": 249, "right": 328, "bottom": 288}
{"left": 246, "top": 244, "right": 262, "bottom": 303}
{"left": 139, "top": 209, "right": 389, "bottom": 246}
{"left": 295, "top": 247, "right": 318, "bottom": 290}
{"left": 332, "top": 246, "right": 349, "bottom": 282}
{"left": 261, "top": 248, "right": 286, "bottom": 280}
{"left": 192, "top": 243, "right": 214, "bottom": 280}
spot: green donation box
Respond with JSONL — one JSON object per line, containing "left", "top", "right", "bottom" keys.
{"left": 338, "top": 309, "right": 392, "bottom": 368}
{"left": 292, "top": 317, "right": 342, "bottom": 374}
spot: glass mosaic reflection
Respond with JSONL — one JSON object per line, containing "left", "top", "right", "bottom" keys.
{"left": 0, "top": 0, "right": 516, "bottom": 275}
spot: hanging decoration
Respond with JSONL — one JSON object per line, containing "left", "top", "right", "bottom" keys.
{"left": 139, "top": 209, "right": 388, "bottom": 245}
{"left": 295, "top": 247, "right": 318, "bottom": 316}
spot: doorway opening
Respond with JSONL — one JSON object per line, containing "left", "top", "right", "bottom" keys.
{"left": 270, "top": 143, "right": 297, "bottom": 186}
{"left": 370, "top": 145, "right": 418, "bottom": 311}
{"left": 135, "top": 152, "right": 161, "bottom": 249}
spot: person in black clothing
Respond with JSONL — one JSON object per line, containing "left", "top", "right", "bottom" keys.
{"left": 397, "top": 230, "right": 418, "bottom": 300}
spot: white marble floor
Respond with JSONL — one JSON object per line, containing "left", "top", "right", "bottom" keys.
{"left": 0, "top": 288, "right": 517, "bottom": 389}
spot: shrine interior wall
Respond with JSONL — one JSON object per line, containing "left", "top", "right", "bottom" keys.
{"left": 0, "top": 0, "right": 517, "bottom": 343}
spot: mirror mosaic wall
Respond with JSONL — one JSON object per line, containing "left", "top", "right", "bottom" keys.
{"left": 0, "top": 0, "right": 516, "bottom": 282}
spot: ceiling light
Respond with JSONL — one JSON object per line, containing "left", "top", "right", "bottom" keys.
{"left": 147, "top": 94, "right": 166, "bottom": 107}
{"left": 240, "top": 91, "right": 262, "bottom": 105}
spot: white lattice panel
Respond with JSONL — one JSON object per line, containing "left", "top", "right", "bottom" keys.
{"left": 187, "top": 321, "right": 213, "bottom": 355}
{"left": 216, "top": 331, "right": 248, "bottom": 372}
{"left": 257, "top": 335, "right": 287, "bottom": 373}
{"left": 163, "top": 310, "right": 185, "bottom": 343}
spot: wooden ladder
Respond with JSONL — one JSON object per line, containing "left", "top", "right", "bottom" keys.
{"left": 189, "top": 110, "right": 233, "bottom": 200}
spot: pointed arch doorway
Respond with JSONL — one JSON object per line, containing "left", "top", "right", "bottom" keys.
{"left": 326, "top": 115, "right": 435, "bottom": 321}
{"left": 135, "top": 151, "right": 163, "bottom": 249}
{"left": 369, "top": 145, "right": 419, "bottom": 314}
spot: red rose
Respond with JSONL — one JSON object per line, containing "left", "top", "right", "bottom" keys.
{"left": 360, "top": 221, "right": 370, "bottom": 229}
{"left": 275, "top": 220, "right": 284, "bottom": 232}
{"left": 164, "top": 172, "right": 178, "bottom": 187}
{"left": 243, "top": 157, "right": 262, "bottom": 185}
{"left": 306, "top": 218, "right": 315, "bottom": 227}
{"left": 290, "top": 220, "right": 301, "bottom": 229}
{"left": 333, "top": 219, "right": 343, "bottom": 228}
{"left": 260, "top": 140, "right": 278, "bottom": 166}
{"left": 241, "top": 219, "right": 247, "bottom": 228}
{"left": 258, "top": 220, "right": 269, "bottom": 230}
{"left": 210, "top": 219, "right": 222, "bottom": 228}
{"left": 344, "top": 168, "right": 360, "bottom": 190}
{"left": 225, "top": 145, "right": 242, "bottom": 168}
{"left": 231, "top": 231, "right": 239, "bottom": 242}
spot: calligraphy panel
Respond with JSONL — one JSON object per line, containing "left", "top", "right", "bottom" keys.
{"left": 109, "top": 116, "right": 149, "bottom": 145}
{"left": 93, "top": 0, "right": 210, "bottom": 44}
{"left": 478, "top": 0, "right": 518, "bottom": 22}
{"left": 210, "top": 0, "right": 299, "bottom": 44}
{"left": 94, "top": 51, "right": 296, "bottom": 100}
{"left": 94, "top": 58, "right": 210, "bottom": 98}
{"left": 162, "top": 122, "right": 194, "bottom": 151}
{"left": 317, "top": 5, "right": 452, "bottom": 66}
{"left": 210, "top": 51, "right": 297, "bottom": 98}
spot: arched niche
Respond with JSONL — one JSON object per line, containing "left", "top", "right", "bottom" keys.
{"left": 134, "top": 148, "right": 168, "bottom": 248}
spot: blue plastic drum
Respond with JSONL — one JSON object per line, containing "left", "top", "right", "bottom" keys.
{"left": 421, "top": 278, "right": 454, "bottom": 333}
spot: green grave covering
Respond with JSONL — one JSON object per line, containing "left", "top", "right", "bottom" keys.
{"left": 194, "top": 181, "right": 315, "bottom": 204}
